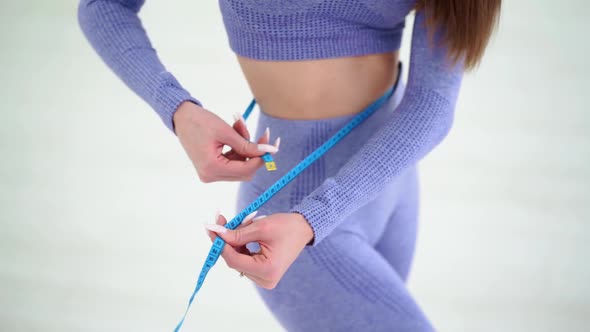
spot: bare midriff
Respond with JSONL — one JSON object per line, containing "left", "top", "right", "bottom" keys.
{"left": 236, "top": 51, "right": 399, "bottom": 120}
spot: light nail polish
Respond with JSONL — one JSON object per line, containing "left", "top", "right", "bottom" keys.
{"left": 258, "top": 144, "right": 279, "bottom": 153}
{"left": 244, "top": 210, "right": 259, "bottom": 223}
{"left": 253, "top": 215, "right": 267, "bottom": 221}
{"left": 264, "top": 127, "right": 270, "bottom": 141}
{"left": 274, "top": 137, "right": 281, "bottom": 150}
{"left": 204, "top": 224, "right": 227, "bottom": 234}
{"left": 214, "top": 209, "right": 221, "bottom": 223}
{"left": 233, "top": 112, "right": 246, "bottom": 124}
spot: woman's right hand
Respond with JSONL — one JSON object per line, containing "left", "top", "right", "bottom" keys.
{"left": 173, "top": 101, "right": 279, "bottom": 183}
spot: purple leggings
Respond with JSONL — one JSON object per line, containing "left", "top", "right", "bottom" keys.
{"left": 236, "top": 77, "right": 434, "bottom": 331}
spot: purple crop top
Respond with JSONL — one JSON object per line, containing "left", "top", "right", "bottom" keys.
{"left": 219, "top": 0, "right": 411, "bottom": 60}
{"left": 78, "top": 0, "right": 463, "bottom": 245}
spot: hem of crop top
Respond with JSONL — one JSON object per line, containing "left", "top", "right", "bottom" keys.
{"left": 225, "top": 25, "right": 403, "bottom": 60}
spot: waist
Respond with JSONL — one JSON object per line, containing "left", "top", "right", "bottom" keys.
{"left": 237, "top": 51, "right": 399, "bottom": 120}
{"left": 244, "top": 73, "right": 405, "bottom": 197}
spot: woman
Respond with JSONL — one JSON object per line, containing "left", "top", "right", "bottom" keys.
{"left": 79, "top": 1, "right": 501, "bottom": 330}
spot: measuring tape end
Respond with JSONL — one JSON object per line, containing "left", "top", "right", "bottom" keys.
{"left": 265, "top": 161, "right": 277, "bottom": 171}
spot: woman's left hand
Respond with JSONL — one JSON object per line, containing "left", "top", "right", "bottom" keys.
{"left": 205, "top": 211, "right": 314, "bottom": 289}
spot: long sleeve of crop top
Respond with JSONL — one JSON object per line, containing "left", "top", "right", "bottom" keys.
{"left": 289, "top": 11, "right": 464, "bottom": 245}
{"left": 77, "top": 0, "right": 201, "bottom": 132}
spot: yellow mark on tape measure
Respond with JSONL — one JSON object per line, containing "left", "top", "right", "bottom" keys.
{"left": 265, "top": 161, "right": 277, "bottom": 171}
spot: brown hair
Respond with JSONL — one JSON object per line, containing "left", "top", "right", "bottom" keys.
{"left": 416, "top": 0, "right": 502, "bottom": 70}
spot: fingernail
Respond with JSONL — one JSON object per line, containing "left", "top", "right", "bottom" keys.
{"left": 274, "top": 137, "right": 281, "bottom": 150}
{"left": 257, "top": 144, "right": 278, "bottom": 153}
{"left": 233, "top": 112, "right": 245, "bottom": 124}
{"left": 204, "top": 224, "right": 227, "bottom": 234}
{"left": 264, "top": 127, "right": 270, "bottom": 141}
{"left": 214, "top": 209, "right": 221, "bottom": 222}
{"left": 252, "top": 215, "right": 267, "bottom": 221}
{"left": 244, "top": 210, "right": 259, "bottom": 223}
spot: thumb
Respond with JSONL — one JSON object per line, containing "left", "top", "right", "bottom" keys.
{"left": 204, "top": 210, "right": 260, "bottom": 246}
{"left": 222, "top": 128, "right": 278, "bottom": 158}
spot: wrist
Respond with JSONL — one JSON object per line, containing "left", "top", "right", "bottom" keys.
{"left": 173, "top": 100, "right": 205, "bottom": 132}
{"left": 152, "top": 74, "right": 201, "bottom": 133}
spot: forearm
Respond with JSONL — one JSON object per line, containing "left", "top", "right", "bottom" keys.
{"left": 289, "top": 86, "right": 456, "bottom": 244}
{"left": 77, "top": 0, "right": 200, "bottom": 132}
{"left": 289, "top": 10, "right": 464, "bottom": 245}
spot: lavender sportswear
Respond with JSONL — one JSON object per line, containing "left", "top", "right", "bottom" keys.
{"left": 78, "top": 1, "right": 462, "bottom": 244}
{"left": 237, "top": 76, "right": 435, "bottom": 331}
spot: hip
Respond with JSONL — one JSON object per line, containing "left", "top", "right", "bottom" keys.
{"left": 237, "top": 72, "right": 411, "bottom": 217}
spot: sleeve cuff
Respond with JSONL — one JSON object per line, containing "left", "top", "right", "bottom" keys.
{"left": 289, "top": 198, "right": 332, "bottom": 247}
{"left": 152, "top": 72, "right": 202, "bottom": 134}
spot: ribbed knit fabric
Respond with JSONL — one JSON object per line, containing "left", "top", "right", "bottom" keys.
{"left": 77, "top": 0, "right": 463, "bottom": 245}
{"left": 78, "top": 0, "right": 201, "bottom": 132}
{"left": 219, "top": 0, "right": 411, "bottom": 60}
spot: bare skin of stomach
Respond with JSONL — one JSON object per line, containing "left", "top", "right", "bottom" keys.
{"left": 236, "top": 51, "right": 399, "bottom": 120}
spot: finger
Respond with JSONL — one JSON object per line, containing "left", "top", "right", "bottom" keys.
{"left": 242, "top": 214, "right": 266, "bottom": 254}
{"left": 239, "top": 217, "right": 255, "bottom": 229}
{"left": 221, "top": 242, "right": 269, "bottom": 277}
{"left": 235, "top": 211, "right": 257, "bottom": 255}
{"left": 207, "top": 215, "right": 271, "bottom": 280}
{"left": 205, "top": 210, "right": 258, "bottom": 242}
{"left": 239, "top": 210, "right": 259, "bottom": 227}
{"left": 257, "top": 128, "right": 280, "bottom": 157}
{"left": 206, "top": 209, "right": 226, "bottom": 242}
{"left": 222, "top": 127, "right": 278, "bottom": 158}
{"left": 241, "top": 271, "right": 270, "bottom": 287}
{"left": 216, "top": 155, "right": 265, "bottom": 180}
{"left": 216, "top": 210, "right": 226, "bottom": 226}
{"left": 257, "top": 127, "right": 270, "bottom": 145}
{"left": 213, "top": 222, "right": 259, "bottom": 247}
{"left": 252, "top": 215, "right": 267, "bottom": 222}
{"left": 207, "top": 210, "right": 261, "bottom": 257}
{"left": 222, "top": 126, "right": 274, "bottom": 162}
{"left": 204, "top": 214, "right": 263, "bottom": 247}
{"left": 232, "top": 113, "right": 250, "bottom": 141}
{"left": 223, "top": 149, "right": 247, "bottom": 162}
{"left": 208, "top": 230, "right": 268, "bottom": 280}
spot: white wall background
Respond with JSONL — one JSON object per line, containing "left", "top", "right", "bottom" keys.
{"left": 1, "top": 1, "right": 588, "bottom": 331}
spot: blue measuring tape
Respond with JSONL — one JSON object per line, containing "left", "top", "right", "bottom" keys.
{"left": 174, "top": 73, "right": 400, "bottom": 331}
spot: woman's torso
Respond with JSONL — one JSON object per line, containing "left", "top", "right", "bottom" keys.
{"left": 219, "top": 0, "right": 414, "bottom": 119}
{"left": 237, "top": 52, "right": 399, "bottom": 119}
